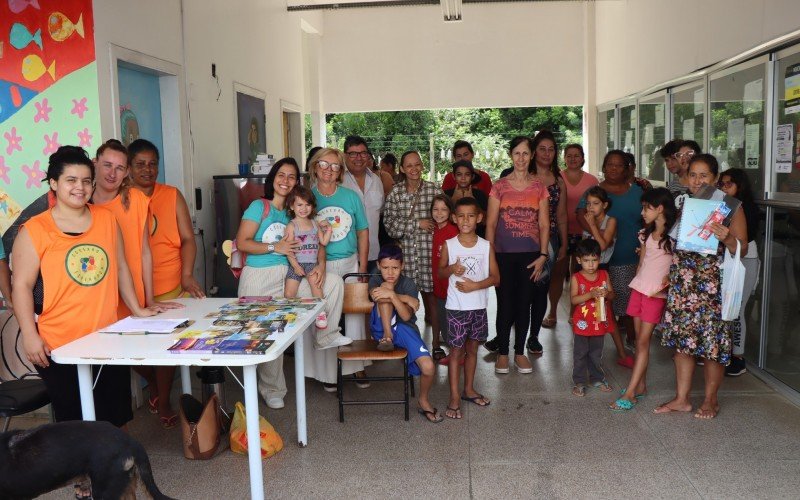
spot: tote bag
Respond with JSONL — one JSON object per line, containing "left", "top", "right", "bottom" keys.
{"left": 721, "top": 240, "right": 746, "bottom": 321}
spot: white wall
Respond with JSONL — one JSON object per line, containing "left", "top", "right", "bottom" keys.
{"left": 595, "top": 0, "right": 800, "bottom": 103}
{"left": 320, "top": 3, "right": 585, "bottom": 112}
{"left": 93, "top": 0, "right": 322, "bottom": 291}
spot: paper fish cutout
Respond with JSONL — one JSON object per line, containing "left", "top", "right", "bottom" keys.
{"left": 0, "top": 79, "right": 37, "bottom": 123}
{"left": 8, "top": 0, "right": 40, "bottom": 14}
{"left": 48, "top": 12, "right": 84, "bottom": 42}
{"left": 10, "top": 23, "right": 43, "bottom": 50}
{"left": 21, "top": 54, "right": 55, "bottom": 82}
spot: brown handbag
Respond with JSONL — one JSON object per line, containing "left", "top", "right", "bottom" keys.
{"left": 179, "top": 393, "right": 222, "bottom": 460}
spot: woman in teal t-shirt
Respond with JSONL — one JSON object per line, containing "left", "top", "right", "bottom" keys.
{"left": 235, "top": 157, "right": 345, "bottom": 408}
{"left": 309, "top": 147, "right": 371, "bottom": 388}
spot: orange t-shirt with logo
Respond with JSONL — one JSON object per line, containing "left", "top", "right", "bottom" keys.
{"left": 147, "top": 183, "right": 182, "bottom": 296}
{"left": 97, "top": 188, "right": 150, "bottom": 318}
{"left": 24, "top": 205, "right": 120, "bottom": 349}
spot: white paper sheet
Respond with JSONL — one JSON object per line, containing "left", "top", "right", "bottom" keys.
{"left": 776, "top": 123, "right": 794, "bottom": 163}
{"left": 101, "top": 317, "right": 191, "bottom": 334}
{"left": 745, "top": 123, "right": 760, "bottom": 169}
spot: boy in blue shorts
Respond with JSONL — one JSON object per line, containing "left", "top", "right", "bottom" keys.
{"left": 438, "top": 197, "right": 499, "bottom": 419}
{"left": 369, "top": 245, "right": 441, "bottom": 423}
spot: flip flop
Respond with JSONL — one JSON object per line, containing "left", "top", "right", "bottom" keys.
{"left": 418, "top": 407, "right": 444, "bottom": 423}
{"left": 160, "top": 414, "right": 178, "bottom": 429}
{"left": 609, "top": 398, "right": 635, "bottom": 411}
{"left": 694, "top": 406, "right": 720, "bottom": 420}
{"left": 376, "top": 337, "right": 395, "bottom": 352}
{"left": 148, "top": 395, "right": 159, "bottom": 414}
{"left": 619, "top": 388, "right": 646, "bottom": 400}
{"left": 461, "top": 393, "right": 490, "bottom": 406}
{"left": 652, "top": 402, "right": 692, "bottom": 414}
{"left": 445, "top": 406, "right": 462, "bottom": 419}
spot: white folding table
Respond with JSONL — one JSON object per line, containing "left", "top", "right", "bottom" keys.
{"left": 51, "top": 297, "right": 322, "bottom": 500}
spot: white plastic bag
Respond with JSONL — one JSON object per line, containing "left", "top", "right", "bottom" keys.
{"left": 721, "top": 240, "right": 745, "bottom": 321}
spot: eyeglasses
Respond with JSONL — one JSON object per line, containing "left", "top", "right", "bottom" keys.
{"left": 717, "top": 181, "right": 734, "bottom": 188}
{"left": 346, "top": 151, "right": 371, "bottom": 159}
{"left": 317, "top": 160, "right": 341, "bottom": 172}
{"left": 673, "top": 151, "right": 696, "bottom": 160}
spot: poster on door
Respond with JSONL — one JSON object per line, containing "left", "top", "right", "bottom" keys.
{"left": 785, "top": 63, "right": 800, "bottom": 115}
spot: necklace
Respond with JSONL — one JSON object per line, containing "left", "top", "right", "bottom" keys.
{"left": 316, "top": 183, "right": 337, "bottom": 198}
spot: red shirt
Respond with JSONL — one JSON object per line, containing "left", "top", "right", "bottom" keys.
{"left": 571, "top": 270, "right": 616, "bottom": 337}
{"left": 441, "top": 169, "right": 493, "bottom": 196}
{"left": 432, "top": 222, "right": 459, "bottom": 299}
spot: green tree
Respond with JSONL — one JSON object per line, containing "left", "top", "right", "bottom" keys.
{"left": 312, "top": 106, "right": 583, "bottom": 181}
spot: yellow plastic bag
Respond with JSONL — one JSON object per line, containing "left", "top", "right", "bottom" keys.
{"left": 229, "top": 401, "right": 284, "bottom": 459}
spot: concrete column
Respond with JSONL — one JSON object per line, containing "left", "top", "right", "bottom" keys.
{"left": 582, "top": 1, "right": 598, "bottom": 175}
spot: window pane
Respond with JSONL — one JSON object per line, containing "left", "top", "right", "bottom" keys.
{"left": 774, "top": 52, "right": 800, "bottom": 195}
{"left": 672, "top": 83, "right": 705, "bottom": 146}
{"left": 598, "top": 108, "right": 615, "bottom": 156}
{"left": 709, "top": 62, "right": 767, "bottom": 196}
{"left": 764, "top": 206, "right": 800, "bottom": 391}
{"left": 638, "top": 95, "right": 667, "bottom": 183}
{"left": 619, "top": 104, "right": 637, "bottom": 158}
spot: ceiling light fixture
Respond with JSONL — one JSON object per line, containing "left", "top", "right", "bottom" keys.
{"left": 441, "top": 0, "right": 462, "bottom": 22}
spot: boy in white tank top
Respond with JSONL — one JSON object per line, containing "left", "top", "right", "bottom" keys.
{"left": 438, "top": 198, "right": 500, "bottom": 419}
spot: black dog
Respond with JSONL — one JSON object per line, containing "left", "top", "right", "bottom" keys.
{"left": 0, "top": 420, "right": 175, "bottom": 499}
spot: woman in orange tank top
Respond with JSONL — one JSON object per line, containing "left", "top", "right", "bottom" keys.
{"left": 128, "top": 138, "right": 203, "bottom": 428}
{"left": 13, "top": 146, "right": 159, "bottom": 428}
{"left": 92, "top": 140, "right": 184, "bottom": 427}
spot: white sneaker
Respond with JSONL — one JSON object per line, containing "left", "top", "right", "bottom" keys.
{"left": 315, "top": 312, "right": 328, "bottom": 329}
{"left": 316, "top": 335, "right": 353, "bottom": 350}
{"left": 267, "top": 397, "right": 284, "bottom": 409}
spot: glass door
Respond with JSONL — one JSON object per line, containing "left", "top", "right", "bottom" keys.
{"left": 671, "top": 80, "right": 706, "bottom": 148}
{"left": 638, "top": 91, "right": 667, "bottom": 184}
{"left": 772, "top": 45, "right": 800, "bottom": 198}
{"left": 709, "top": 57, "right": 768, "bottom": 196}
{"left": 619, "top": 101, "right": 637, "bottom": 160}
{"left": 598, "top": 106, "right": 616, "bottom": 158}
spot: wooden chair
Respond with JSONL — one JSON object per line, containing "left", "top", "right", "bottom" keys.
{"left": 336, "top": 273, "right": 414, "bottom": 422}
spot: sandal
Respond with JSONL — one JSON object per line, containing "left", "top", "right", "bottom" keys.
{"left": 147, "top": 395, "right": 159, "bottom": 414}
{"left": 609, "top": 398, "right": 635, "bottom": 411}
{"left": 445, "top": 406, "right": 462, "bottom": 419}
{"left": 541, "top": 316, "right": 557, "bottom": 328}
{"left": 619, "top": 388, "right": 646, "bottom": 400}
{"left": 418, "top": 407, "right": 444, "bottom": 423}
{"left": 376, "top": 337, "right": 394, "bottom": 352}
{"left": 461, "top": 393, "right": 490, "bottom": 407}
{"left": 572, "top": 384, "right": 586, "bottom": 397}
{"left": 593, "top": 380, "right": 613, "bottom": 392}
{"left": 159, "top": 414, "right": 178, "bottom": 429}
{"left": 432, "top": 347, "right": 447, "bottom": 361}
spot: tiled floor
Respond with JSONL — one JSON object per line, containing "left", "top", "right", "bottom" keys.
{"left": 19, "top": 291, "right": 800, "bottom": 499}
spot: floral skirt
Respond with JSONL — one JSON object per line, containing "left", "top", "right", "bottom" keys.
{"left": 661, "top": 250, "right": 732, "bottom": 365}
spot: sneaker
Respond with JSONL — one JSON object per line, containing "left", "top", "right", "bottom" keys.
{"left": 322, "top": 383, "right": 337, "bottom": 393}
{"left": 515, "top": 354, "right": 533, "bottom": 374}
{"left": 316, "top": 335, "right": 353, "bottom": 350}
{"left": 527, "top": 337, "right": 543, "bottom": 355}
{"left": 725, "top": 357, "right": 747, "bottom": 377}
{"left": 267, "top": 397, "right": 285, "bottom": 409}
{"left": 354, "top": 371, "right": 370, "bottom": 389}
{"left": 315, "top": 312, "right": 328, "bottom": 329}
{"left": 495, "top": 355, "right": 510, "bottom": 374}
{"left": 484, "top": 337, "right": 499, "bottom": 352}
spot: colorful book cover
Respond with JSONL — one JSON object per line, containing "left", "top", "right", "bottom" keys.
{"left": 168, "top": 336, "right": 227, "bottom": 353}
{"left": 213, "top": 338, "right": 274, "bottom": 355}
{"left": 676, "top": 198, "right": 727, "bottom": 255}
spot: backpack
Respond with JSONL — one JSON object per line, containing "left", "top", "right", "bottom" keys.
{"left": 223, "top": 199, "right": 271, "bottom": 279}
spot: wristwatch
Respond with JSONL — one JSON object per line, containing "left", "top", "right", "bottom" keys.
{"left": 267, "top": 243, "right": 275, "bottom": 253}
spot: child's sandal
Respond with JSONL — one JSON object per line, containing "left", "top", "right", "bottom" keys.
{"left": 376, "top": 337, "right": 394, "bottom": 352}
{"left": 432, "top": 347, "right": 447, "bottom": 361}
{"left": 572, "top": 385, "right": 586, "bottom": 397}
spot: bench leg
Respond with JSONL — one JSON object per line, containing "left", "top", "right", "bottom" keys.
{"left": 337, "top": 358, "right": 344, "bottom": 423}
{"left": 403, "top": 356, "right": 409, "bottom": 421}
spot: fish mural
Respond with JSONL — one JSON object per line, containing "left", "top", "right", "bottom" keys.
{"left": 9, "top": 22, "right": 42, "bottom": 50}
{"left": 0, "top": 79, "right": 37, "bottom": 123}
{"left": 21, "top": 54, "right": 55, "bottom": 82}
{"left": 48, "top": 11, "right": 84, "bottom": 42}
{"left": 8, "top": 0, "right": 39, "bottom": 15}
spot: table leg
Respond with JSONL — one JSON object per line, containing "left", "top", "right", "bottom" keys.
{"left": 180, "top": 366, "right": 192, "bottom": 395}
{"left": 294, "top": 329, "right": 307, "bottom": 447}
{"left": 76, "top": 365, "right": 96, "bottom": 421}
{"left": 243, "top": 365, "right": 265, "bottom": 500}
